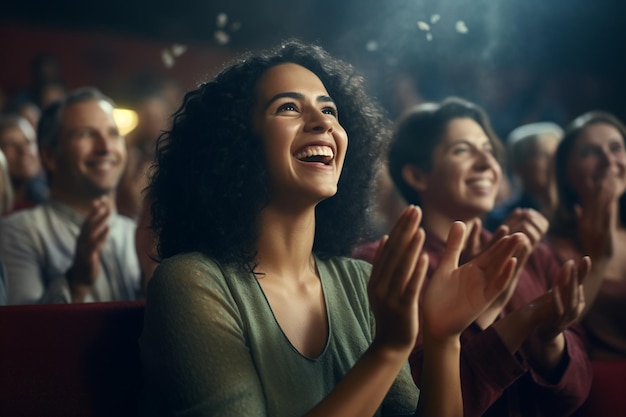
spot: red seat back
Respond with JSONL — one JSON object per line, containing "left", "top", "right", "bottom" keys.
{"left": 572, "top": 359, "right": 626, "bottom": 417}
{"left": 0, "top": 301, "right": 145, "bottom": 417}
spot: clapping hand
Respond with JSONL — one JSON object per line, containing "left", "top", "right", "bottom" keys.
{"left": 67, "top": 197, "right": 112, "bottom": 302}
{"left": 422, "top": 221, "right": 530, "bottom": 342}
{"left": 368, "top": 205, "right": 429, "bottom": 354}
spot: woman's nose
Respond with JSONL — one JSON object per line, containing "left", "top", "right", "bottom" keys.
{"left": 305, "top": 110, "right": 333, "bottom": 133}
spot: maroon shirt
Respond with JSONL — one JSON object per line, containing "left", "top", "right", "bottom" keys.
{"left": 353, "top": 230, "right": 592, "bottom": 417}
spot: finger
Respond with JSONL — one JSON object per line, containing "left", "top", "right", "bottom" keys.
{"left": 474, "top": 232, "right": 527, "bottom": 271}
{"left": 578, "top": 256, "right": 591, "bottom": 285}
{"left": 86, "top": 210, "right": 111, "bottom": 244}
{"left": 489, "top": 224, "right": 509, "bottom": 248}
{"left": 370, "top": 206, "right": 421, "bottom": 295}
{"left": 83, "top": 202, "right": 111, "bottom": 233}
{"left": 438, "top": 221, "right": 466, "bottom": 272}
{"left": 556, "top": 261, "right": 575, "bottom": 317}
{"left": 519, "top": 214, "right": 545, "bottom": 246}
{"left": 402, "top": 253, "right": 428, "bottom": 306}
{"left": 370, "top": 207, "right": 414, "bottom": 281}
{"left": 566, "top": 262, "right": 581, "bottom": 322}
{"left": 576, "top": 284, "right": 586, "bottom": 318}
{"left": 486, "top": 257, "right": 517, "bottom": 300}
{"left": 466, "top": 218, "right": 482, "bottom": 256}
{"left": 388, "top": 227, "right": 425, "bottom": 297}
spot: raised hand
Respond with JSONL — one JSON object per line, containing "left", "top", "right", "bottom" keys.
{"left": 519, "top": 256, "right": 590, "bottom": 377}
{"left": 502, "top": 208, "right": 549, "bottom": 248}
{"left": 532, "top": 257, "right": 589, "bottom": 343}
{"left": 368, "top": 205, "right": 428, "bottom": 354}
{"left": 67, "top": 197, "right": 112, "bottom": 302}
{"left": 422, "top": 222, "right": 529, "bottom": 342}
{"left": 575, "top": 171, "right": 617, "bottom": 260}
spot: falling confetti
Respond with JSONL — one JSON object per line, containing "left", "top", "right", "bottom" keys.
{"left": 214, "top": 30, "right": 230, "bottom": 45}
{"left": 455, "top": 20, "right": 468, "bottom": 34}
{"left": 417, "top": 21, "right": 430, "bottom": 31}
{"left": 161, "top": 49, "right": 174, "bottom": 69}
{"left": 171, "top": 44, "right": 187, "bottom": 57}
{"left": 430, "top": 14, "right": 440, "bottom": 24}
{"left": 426, "top": 33, "right": 433, "bottom": 42}
{"left": 217, "top": 13, "right": 228, "bottom": 29}
{"left": 365, "top": 40, "right": 379, "bottom": 51}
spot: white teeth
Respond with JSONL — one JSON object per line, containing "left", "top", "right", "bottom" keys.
{"left": 294, "top": 145, "right": 334, "bottom": 160}
{"left": 468, "top": 179, "right": 492, "bottom": 188}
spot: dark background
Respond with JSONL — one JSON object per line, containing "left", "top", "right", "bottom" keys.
{"left": 2, "top": 0, "right": 626, "bottom": 136}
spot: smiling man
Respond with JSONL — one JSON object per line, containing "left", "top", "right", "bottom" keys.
{"left": 0, "top": 87, "right": 140, "bottom": 304}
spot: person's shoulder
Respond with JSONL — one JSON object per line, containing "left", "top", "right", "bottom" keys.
{"left": 147, "top": 252, "right": 236, "bottom": 308}
{"left": 155, "top": 252, "right": 224, "bottom": 281}
{"left": 112, "top": 212, "right": 138, "bottom": 228}
{"left": 0, "top": 204, "right": 46, "bottom": 231}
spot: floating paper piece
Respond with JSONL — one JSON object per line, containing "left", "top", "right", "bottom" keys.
{"left": 456, "top": 20, "right": 468, "bottom": 34}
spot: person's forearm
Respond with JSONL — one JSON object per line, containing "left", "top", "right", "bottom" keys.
{"left": 418, "top": 335, "right": 462, "bottom": 417}
{"left": 66, "top": 267, "right": 91, "bottom": 303}
{"left": 525, "top": 334, "right": 567, "bottom": 383}
{"left": 304, "top": 343, "right": 411, "bottom": 417}
{"left": 491, "top": 296, "right": 545, "bottom": 354}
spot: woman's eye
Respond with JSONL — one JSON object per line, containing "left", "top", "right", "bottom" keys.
{"left": 322, "top": 107, "right": 338, "bottom": 117}
{"left": 452, "top": 145, "right": 469, "bottom": 155}
{"left": 609, "top": 141, "right": 624, "bottom": 154}
{"left": 277, "top": 103, "right": 298, "bottom": 113}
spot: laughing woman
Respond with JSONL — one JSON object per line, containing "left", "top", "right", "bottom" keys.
{"left": 384, "top": 97, "right": 592, "bottom": 417}
{"left": 140, "top": 42, "right": 523, "bottom": 417}
{"left": 549, "top": 111, "right": 626, "bottom": 360}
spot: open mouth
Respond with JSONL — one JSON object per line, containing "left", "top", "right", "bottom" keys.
{"left": 294, "top": 145, "right": 334, "bottom": 165}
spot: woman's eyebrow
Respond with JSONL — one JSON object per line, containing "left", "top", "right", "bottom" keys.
{"left": 264, "top": 92, "right": 303, "bottom": 110}
{"left": 263, "top": 92, "right": 335, "bottom": 110}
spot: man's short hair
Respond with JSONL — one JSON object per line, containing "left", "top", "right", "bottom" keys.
{"left": 37, "top": 87, "right": 115, "bottom": 151}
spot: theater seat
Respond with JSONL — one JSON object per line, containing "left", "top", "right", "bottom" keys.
{"left": 0, "top": 301, "right": 145, "bottom": 417}
{"left": 572, "top": 359, "right": 626, "bottom": 417}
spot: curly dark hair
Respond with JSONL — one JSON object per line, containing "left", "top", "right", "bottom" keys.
{"left": 388, "top": 97, "right": 504, "bottom": 207}
{"left": 148, "top": 40, "right": 390, "bottom": 269}
{"left": 551, "top": 110, "right": 626, "bottom": 238}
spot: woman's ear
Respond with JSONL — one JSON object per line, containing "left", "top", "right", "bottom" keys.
{"left": 402, "top": 165, "right": 429, "bottom": 192}
{"left": 40, "top": 146, "right": 57, "bottom": 174}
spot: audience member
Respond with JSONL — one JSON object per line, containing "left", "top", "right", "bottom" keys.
{"left": 0, "top": 114, "right": 48, "bottom": 212}
{"left": 486, "top": 122, "right": 563, "bottom": 231}
{"left": 0, "top": 148, "right": 14, "bottom": 215}
{"left": 14, "top": 100, "right": 42, "bottom": 130}
{"left": 116, "top": 92, "right": 169, "bottom": 219}
{"left": 549, "top": 111, "right": 626, "bottom": 360}
{"left": 0, "top": 261, "right": 6, "bottom": 306}
{"left": 354, "top": 97, "right": 592, "bottom": 417}
{"left": 0, "top": 87, "right": 140, "bottom": 304}
{"left": 140, "top": 41, "right": 524, "bottom": 417}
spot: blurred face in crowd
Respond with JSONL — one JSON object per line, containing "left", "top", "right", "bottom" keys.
{"left": 0, "top": 120, "right": 42, "bottom": 184}
{"left": 566, "top": 122, "right": 626, "bottom": 200}
{"left": 414, "top": 117, "right": 501, "bottom": 220}
{"left": 516, "top": 134, "right": 560, "bottom": 194}
{"left": 42, "top": 99, "right": 127, "bottom": 199}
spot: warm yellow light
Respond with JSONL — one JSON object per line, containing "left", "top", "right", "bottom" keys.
{"left": 113, "top": 108, "right": 139, "bottom": 137}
